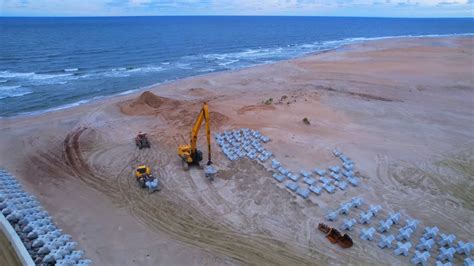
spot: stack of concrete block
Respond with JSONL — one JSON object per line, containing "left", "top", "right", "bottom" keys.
{"left": 0, "top": 169, "right": 90, "bottom": 265}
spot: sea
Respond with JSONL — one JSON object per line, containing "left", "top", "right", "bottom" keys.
{"left": 0, "top": 16, "right": 473, "bottom": 117}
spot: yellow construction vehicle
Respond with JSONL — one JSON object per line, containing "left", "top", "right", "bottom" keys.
{"left": 177, "top": 102, "right": 216, "bottom": 180}
{"left": 134, "top": 164, "right": 160, "bottom": 193}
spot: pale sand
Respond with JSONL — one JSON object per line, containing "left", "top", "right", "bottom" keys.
{"left": 0, "top": 36, "right": 473, "bottom": 265}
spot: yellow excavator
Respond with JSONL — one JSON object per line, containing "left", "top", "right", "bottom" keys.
{"left": 177, "top": 102, "right": 217, "bottom": 180}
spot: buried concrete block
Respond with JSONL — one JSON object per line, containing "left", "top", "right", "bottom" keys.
{"left": 314, "top": 168, "right": 326, "bottom": 176}
{"left": 368, "top": 204, "right": 382, "bottom": 216}
{"left": 309, "top": 185, "right": 322, "bottom": 195}
{"left": 341, "top": 218, "right": 357, "bottom": 231}
{"left": 326, "top": 211, "right": 339, "bottom": 222}
{"left": 397, "top": 227, "right": 414, "bottom": 241}
{"left": 378, "top": 234, "right": 395, "bottom": 249}
{"left": 261, "top": 136, "right": 270, "bottom": 143}
{"left": 342, "top": 170, "right": 354, "bottom": 178}
{"left": 335, "top": 181, "right": 348, "bottom": 190}
{"left": 347, "top": 177, "right": 359, "bottom": 186}
{"left": 286, "top": 182, "right": 298, "bottom": 192}
{"left": 300, "top": 170, "right": 311, "bottom": 178}
{"left": 456, "top": 241, "right": 474, "bottom": 255}
{"left": 378, "top": 219, "right": 394, "bottom": 233}
{"left": 330, "top": 172, "right": 341, "bottom": 181}
{"left": 439, "top": 234, "right": 456, "bottom": 247}
{"left": 394, "top": 241, "right": 412, "bottom": 256}
{"left": 303, "top": 177, "right": 316, "bottom": 186}
{"left": 329, "top": 166, "right": 341, "bottom": 173}
{"left": 319, "top": 176, "right": 332, "bottom": 185}
{"left": 339, "top": 203, "right": 352, "bottom": 215}
{"left": 271, "top": 159, "right": 281, "bottom": 169}
{"left": 388, "top": 212, "right": 401, "bottom": 224}
{"left": 359, "top": 211, "right": 374, "bottom": 224}
{"left": 343, "top": 163, "right": 354, "bottom": 171}
{"left": 435, "top": 262, "right": 452, "bottom": 266}
{"left": 423, "top": 226, "right": 439, "bottom": 239}
{"left": 333, "top": 149, "right": 341, "bottom": 157}
{"left": 323, "top": 184, "right": 336, "bottom": 193}
{"left": 437, "top": 247, "right": 456, "bottom": 262}
{"left": 411, "top": 250, "right": 431, "bottom": 266}
{"left": 416, "top": 238, "right": 435, "bottom": 251}
{"left": 278, "top": 167, "right": 289, "bottom": 176}
{"left": 272, "top": 173, "right": 285, "bottom": 182}
{"left": 351, "top": 197, "right": 364, "bottom": 208}
{"left": 287, "top": 173, "right": 300, "bottom": 182}
{"left": 360, "top": 227, "right": 376, "bottom": 241}
{"left": 296, "top": 188, "right": 310, "bottom": 199}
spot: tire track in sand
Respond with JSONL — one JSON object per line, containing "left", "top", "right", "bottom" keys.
{"left": 62, "top": 127, "right": 329, "bottom": 265}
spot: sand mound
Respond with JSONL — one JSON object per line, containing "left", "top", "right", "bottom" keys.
{"left": 120, "top": 91, "right": 181, "bottom": 115}
{"left": 187, "top": 87, "right": 213, "bottom": 96}
{"left": 237, "top": 104, "right": 276, "bottom": 115}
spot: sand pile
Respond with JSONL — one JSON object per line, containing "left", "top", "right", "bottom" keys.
{"left": 119, "top": 91, "right": 181, "bottom": 115}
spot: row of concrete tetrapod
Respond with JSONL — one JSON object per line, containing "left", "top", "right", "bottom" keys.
{"left": 325, "top": 198, "right": 473, "bottom": 266}
{"left": 216, "top": 130, "right": 360, "bottom": 199}
{"left": 269, "top": 149, "right": 360, "bottom": 199}
{"left": 0, "top": 169, "right": 91, "bottom": 265}
{"left": 216, "top": 128, "right": 473, "bottom": 265}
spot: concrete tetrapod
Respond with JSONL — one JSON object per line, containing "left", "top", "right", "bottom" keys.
{"left": 411, "top": 250, "right": 430, "bottom": 266}
{"left": 378, "top": 235, "right": 395, "bottom": 249}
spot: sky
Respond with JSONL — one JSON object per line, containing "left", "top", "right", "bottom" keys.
{"left": 0, "top": 0, "right": 473, "bottom": 17}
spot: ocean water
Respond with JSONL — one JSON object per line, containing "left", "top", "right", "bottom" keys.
{"left": 0, "top": 16, "right": 473, "bottom": 117}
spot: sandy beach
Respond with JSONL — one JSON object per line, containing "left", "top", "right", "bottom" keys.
{"left": 0, "top": 36, "right": 473, "bottom": 265}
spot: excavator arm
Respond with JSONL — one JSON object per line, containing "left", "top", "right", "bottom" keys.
{"left": 189, "top": 102, "right": 212, "bottom": 165}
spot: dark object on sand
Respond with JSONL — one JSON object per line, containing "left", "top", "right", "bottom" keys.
{"left": 318, "top": 223, "right": 353, "bottom": 248}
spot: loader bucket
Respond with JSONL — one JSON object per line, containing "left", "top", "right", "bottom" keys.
{"left": 146, "top": 179, "right": 160, "bottom": 193}
{"left": 204, "top": 165, "right": 217, "bottom": 181}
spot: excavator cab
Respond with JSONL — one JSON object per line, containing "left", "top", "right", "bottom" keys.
{"left": 177, "top": 102, "right": 216, "bottom": 180}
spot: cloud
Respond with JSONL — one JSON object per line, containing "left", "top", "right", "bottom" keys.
{"left": 0, "top": 0, "right": 473, "bottom": 16}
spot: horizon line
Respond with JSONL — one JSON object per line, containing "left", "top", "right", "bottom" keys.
{"left": 1, "top": 15, "right": 474, "bottom": 19}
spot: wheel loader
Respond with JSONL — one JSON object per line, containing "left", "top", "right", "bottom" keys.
{"left": 177, "top": 102, "right": 217, "bottom": 181}
{"left": 134, "top": 165, "right": 160, "bottom": 193}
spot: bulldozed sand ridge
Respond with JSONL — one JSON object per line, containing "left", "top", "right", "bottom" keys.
{"left": 0, "top": 36, "right": 473, "bottom": 265}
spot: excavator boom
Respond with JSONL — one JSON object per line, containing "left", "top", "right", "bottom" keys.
{"left": 189, "top": 102, "right": 212, "bottom": 165}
